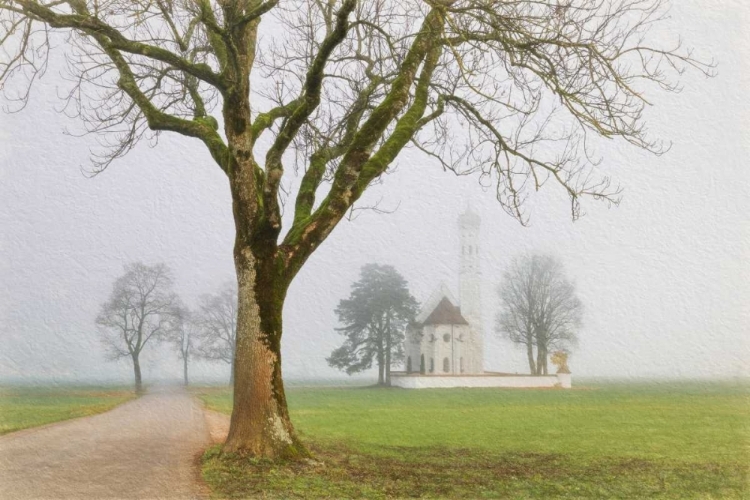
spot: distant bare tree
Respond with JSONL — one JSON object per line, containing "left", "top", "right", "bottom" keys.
{"left": 169, "top": 306, "right": 199, "bottom": 387}
{"left": 96, "top": 262, "right": 179, "bottom": 393}
{"left": 495, "top": 255, "right": 582, "bottom": 375}
{"left": 194, "top": 282, "right": 237, "bottom": 385}
{"left": 1, "top": 0, "right": 712, "bottom": 458}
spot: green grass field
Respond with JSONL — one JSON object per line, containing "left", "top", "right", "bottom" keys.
{"left": 0, "top": 386, "right": 137, "bottom": 435}
{"left": 197, "top": 382, "right": 749, "bottom": 499}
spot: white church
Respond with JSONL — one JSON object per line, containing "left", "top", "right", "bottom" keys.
{"left": 390, "top": 206, "right": 572, "bottom": 389}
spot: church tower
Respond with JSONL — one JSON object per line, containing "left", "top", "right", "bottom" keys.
{"left": 458, "top": 205, "right": 484, "bottom": 373}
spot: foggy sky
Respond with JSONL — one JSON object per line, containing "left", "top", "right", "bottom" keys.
{"left": 1, "top": 1, "right": 748, "bottom": 384}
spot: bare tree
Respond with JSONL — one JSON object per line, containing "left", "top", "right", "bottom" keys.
{"left": 96, "top": 262, "right": 179, "bottom": 393}
{"left": 1, "top": 0, "right": 712, "bottom": 458}
{"left": 193, "top": 281, "right": 237, "bottom": 385}
{"left": 169, "top": 305, "right": 198, "bottom": 386}
{"left": 495, "top": 254, "right": 582, "bottom": 375}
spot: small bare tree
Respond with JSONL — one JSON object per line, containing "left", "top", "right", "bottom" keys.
{"left": 495, "top": 254, "right": 582, "bottom": 375}
{"left": 193, "top": 282, "right": 237, "bottom": 385}
{"left": 169, "top": 305, "right": 199, "bottom": 386}
{"left": 96, "top": 262, "right": 180, "bottom": 393}
{"left": 1, "top": 0, "right": 712, "bottom": 458}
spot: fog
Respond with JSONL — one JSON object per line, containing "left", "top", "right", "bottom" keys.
{"left": 1, "top": 1, "right": 748, "bottom": 385}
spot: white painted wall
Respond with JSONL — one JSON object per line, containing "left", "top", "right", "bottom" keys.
{"left": 405, "top": 323, "right": 475, "bottom": 375}
{"left": 391, "top": 373, "right": 572, "bottom": 389}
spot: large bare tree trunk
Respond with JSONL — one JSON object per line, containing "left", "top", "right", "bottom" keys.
{"left": 222, "top": 243, "right": 308, "bottom": 459}
{"left": 183, "top": 356, "right": 188, "bottom": 387}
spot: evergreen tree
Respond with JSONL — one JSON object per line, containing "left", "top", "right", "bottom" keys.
{"left": 328, "top": 264, "right": 418, "bottom": 386}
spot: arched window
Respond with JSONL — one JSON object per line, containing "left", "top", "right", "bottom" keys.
{"left": 443, "top": 333, "right": 450, "bottom": 342}
{"left": 443, "top": 357, "right": 450, "bottom": 373}
{"left": 469, "top": 246, "right": 473, "bottom": 255}
{"left": 460, "top": 357, "right": 464, "bottom": 373}
{"left": 429, "top": 358, "right": 434, "bottom": 373}
{"left": 420, "top": 354, "right": 426, "bottom": 374}
{"left": 406, "top": 356, "right": 412, "bottom": 373}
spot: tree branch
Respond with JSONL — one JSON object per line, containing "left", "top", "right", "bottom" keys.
{"left": 15, "top": 0, "right": 229, "bottom": 90}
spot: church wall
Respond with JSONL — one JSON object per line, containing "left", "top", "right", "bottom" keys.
{"left": 404, "top": 325, "right": 421, "bottom": 373}
{"left": 422, "top": 325, "right": 438, "bottom": 373}
{"left": 403, "top": 323, "right": 478, "bottom": 375}
{"left": 465, "top": 326, "right": 484, "bottom": 374}
{"left": 433, "top": 325, "right": 455, "bottom": 374}
{"left": 391, "top": 373, "right": 572, "bottom": 389}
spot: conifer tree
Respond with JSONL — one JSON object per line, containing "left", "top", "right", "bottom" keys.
{"left": 328, "top": 264, "right": 418, "bottom": 386}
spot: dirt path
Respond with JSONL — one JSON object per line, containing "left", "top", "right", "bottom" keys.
{"left": 0, "top": 387, "right": 211, "bottom": 499}
{"left": 202, "top": 409, "right": 230, "bottom": 445}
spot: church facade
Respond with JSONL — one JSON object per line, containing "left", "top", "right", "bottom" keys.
{"left": 403, "top": 206, "right": 484, "bottom": 376}
{"left": 391, "top": 206, "right": 572, "bottom": 389}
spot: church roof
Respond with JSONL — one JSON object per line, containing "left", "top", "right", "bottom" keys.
{"left": 415, "top": 282, "right": 458, "bottom": 324}
{"left": 420, "top": 297, "right": 469, "bottom": 326}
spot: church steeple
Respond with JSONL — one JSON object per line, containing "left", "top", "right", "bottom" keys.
{"left": 458, "top": 203, "right": 484, "bottom": 372}
{"left": 459, "top": 204, "right": 481, "bottom": 321}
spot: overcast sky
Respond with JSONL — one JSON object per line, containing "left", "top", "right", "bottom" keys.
{"left": 0, "top": 1, "right": 748, "bottom": 384}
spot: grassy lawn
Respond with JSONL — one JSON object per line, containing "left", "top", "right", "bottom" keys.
{"left": 196, "top": 382, "right": 749, "bottom": 499}
{"left": 0, "top": 386, "right": 137, "bottom": 435}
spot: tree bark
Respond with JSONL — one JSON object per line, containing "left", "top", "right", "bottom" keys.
{"left": 222, "top": 244, "right": 309, "bottom": 459}
{"left": 536, "top": 347, "right": 543, "bottom": 375}
{"left": 183, "top": 355, "right": 189, "bottom": 387}
{"left": 385, "top": 334, "right": 392, "bottom": 386}
{"left": 526, "top": 343, "right": 536, "bottom": 375}
{"left": 377, "top": 336, "right": 385, "bottom": 385}
{"left": 537, "top": 345, "right": 548, "bottom": 375}
{"left": 132, "top": 354, "right": 143, "bottom": 394}
{"left": 377, "top": 355, "right": 385, "bottom": 385}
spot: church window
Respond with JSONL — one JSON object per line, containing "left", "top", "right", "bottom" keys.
{"left": 420, "top": 354, "right": 426, "bottom": 374}
{"left": 443, "top": 333, "right": 450, "bottom": 342}
{"left": 469, "top": 246, "right": 473, "bottom": 255}
{"left": 429, "top": 358, "right": 434, "bottom": 373}
{"left": 443, "top": 357, "right": 450, "bottom": 373}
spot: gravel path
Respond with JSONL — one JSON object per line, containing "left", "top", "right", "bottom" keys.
{"left": 0, "top": 387, "right": 211, "bottom": 499}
